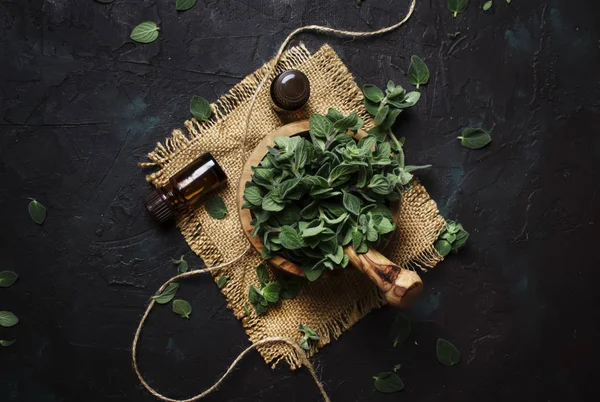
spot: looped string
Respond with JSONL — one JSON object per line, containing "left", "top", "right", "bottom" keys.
{"left": 133, "top": 1, "right": 417, "bottom": 400}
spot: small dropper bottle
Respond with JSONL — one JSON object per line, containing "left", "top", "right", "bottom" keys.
{"left": 144, "top": 153, "right": 227, "bottom": 224}
{"left": 270, "top": 69, "right": 311, "bottom": 112}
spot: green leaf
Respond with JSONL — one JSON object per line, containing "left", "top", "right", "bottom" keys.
{"left": 401, "top": 91, "right": 421, "bottom": 108}
{"left": 130, "top": 21, "right": 160, "bottom": 44}
{"left": 458, "top": 128, "right": 492, "bottom": 149}
{"left": 304, "top": 266, "right": 323, "bottom": 281}
{"left": 390, "top": 313, "right": 411, "bottom": 347}
{"left": 172, "top": 256, "right": 189, "bottom": 273}
{"left": 205, "top": 195, "right": 227, "bottom": 219}
{"left": 407, "top": 55, "right": 430, "bottom": 89}
{"left": 244, "top": 185, "right": 263, "bottom": 206}
{"left": 302, "top": 221, "right": 325, "bottom": 237}
{"left": 279, "top": 178, "right": 302, "bottom": 199}
{"left": 377, "top": 217, "right": 395, "bottom": 235}
{"left": 373, "top": 372, "right": 404, "bottom": 393}
{"left": 0, "top": 311, "right": 18, "bottom": 327}
{"left": 437, "top": 338, "right": 461, "bottom": 366}
{"left": 342, "top": 191, "right": 361, "bottom": 216}
{"left": 447, "top": 0, "right": 469, "bottom": 17}
{"left": 309, "top": 114, "right": 332, "bottom": 139}
{"left": 352, "top": 230, "right": 363, "bottom": 251}
{"left": 326, "top": 246, "right": 344, "bottom": 265}
{"left": 452, "top": 229, "right": 469, "bottom": 252}
{"left": 153, "top": 283, "right": 179, "bottom": 304}
{"left": 176, "top": 0, "right": 197, "bottom": 11}
{"left": 279, "top": 226, "right": 305, "bottom": 250}
{"left": 217, "top": 275, "right": 229, "bottom": 289}
{"left": 0, "top": 271, "right": 18, "bottom": 287}
{"left": 374, "top": 105, "right": 389, "bottom": 125}
{"left": 0, "top": 339, "right": 15, "bottom": 347}
{"left": 333, "top": 112, "right": 359, "bottom": 131}
{"left": 483, "top": 1, "right": 493, "bottom": 11}
{"left": 435, "top": 240, "right": 452, "bottom": 256}
{"left": 254, "top": 302, "right": 268, "bottom": 315}
{"left": 382, "top": 108, "right": 402, "bottom": 129}
{"left": 256, "top": 263, "right": 269, "bottom": 285}
{"left": 244, "top": 303, "right": 251, "bottom": 316}
{"left": 261, "top": 192, "right": 285, "bottom": 212}
{"left": 28, "top": 199, "right": 46, "bottom": 225}
{"left": 248, "top": 285, "right": 262, "bottom": 303}
{"left": 172, "top": 299, "right": 192, "bottom": 319}
{"left": 190, "top": 95, "right": 212, "bottom": 121}
{"left": 262, "top": 282, "right": 281, "bottom": 303}
{"left": 364, "top": 98, "right": 380, "bottom": 116}
{"left": 506, "top": 0, "right": 511, "bottom": 3}
{"left": 363, "top": 84, "right": 384, "bottom": 102}
{"left": 326, "top": 108, "right": 345, "bottom": 122}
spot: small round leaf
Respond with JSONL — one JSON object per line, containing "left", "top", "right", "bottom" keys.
{"left": 130, "top": 21, "right": 160, "bottom": 44}
{"left": 205, "top": 195, "right": 227, "bottom": 219}
{"left": 435, "top": 240, "right": 452, "bottom": 256}
{"left": 436, "top": 338, "right": 461, "bottom": 366}
{"left": 176, "top": 0, "right": 197, "bottom": 11}
{"left": 172, "top": 299, "right": 192, "bottom": 319}
{"left": 0, "top": 271, "right": 18, "bottom": 288}
{"left": 190, "top": 96, "right": 212, "bottom": 121}
{"left": 373, "top": 372, "right": 404, "bottom": 393}
{"left": 28, "top": 199, "right": 46, "bottom": 225}
{"left": 0, "top": 311, "right": 19, "bottom": 328}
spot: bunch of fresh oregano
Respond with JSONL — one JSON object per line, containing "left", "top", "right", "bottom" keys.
{"left": 243, "top": 104, "right": 428, "bottom": 281}
{"left": 248, "top": 264, "right": 304, "bottom": 314}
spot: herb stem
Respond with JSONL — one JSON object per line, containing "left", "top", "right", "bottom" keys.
{"left": 453, "top": 11, "right": 457, "bottom": 17}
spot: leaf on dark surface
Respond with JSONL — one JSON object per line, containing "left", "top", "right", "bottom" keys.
{"left": 28, "top": 199, "right": 46, "bottom": 225}
{"left": 373, "top": 372, "right": 404, "bottom": 393}
{"left": 172, "top": 299, "right": 192, "bottom": 319}
{"left": 130, "top": 21, "right": 160, "bottom": 43}
{"left": 0, "top": 271, "right": 18, "bottom": 288}
{"left": 437, "top": 338, "right": 461, "bottom": 366}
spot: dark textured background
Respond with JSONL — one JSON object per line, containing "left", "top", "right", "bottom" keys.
{"left": 1, "top": 0, "right": 599, "bottom": 401}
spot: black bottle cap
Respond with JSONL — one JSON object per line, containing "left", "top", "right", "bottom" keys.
{"left": 144, "top": 189, "right": 175, "bottom": 224}
{"left": 270, "top": 70, "right": 310, "bottom": 111}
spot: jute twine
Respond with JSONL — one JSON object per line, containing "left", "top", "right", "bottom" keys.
{"left": 133, "top": 1, "right": 445, "bottom": 400}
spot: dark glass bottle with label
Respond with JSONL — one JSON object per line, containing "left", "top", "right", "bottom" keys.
{"left": 270, "top": 69, "right": 310, "bottom": 112}
{"left": 144, "top": 153, "right": 227, "bottom": 224}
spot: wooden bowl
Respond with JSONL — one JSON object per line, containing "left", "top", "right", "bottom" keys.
{"left": 237, "top": 120, "right": 423, "bottom": 307}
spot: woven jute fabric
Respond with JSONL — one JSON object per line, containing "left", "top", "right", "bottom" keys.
{"left": 142, "top": 44, "right": 445, "bottom": 369}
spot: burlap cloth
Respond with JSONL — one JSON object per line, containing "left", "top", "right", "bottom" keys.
{"left": 142, "top": 44, "right": 445, "bottom": 369}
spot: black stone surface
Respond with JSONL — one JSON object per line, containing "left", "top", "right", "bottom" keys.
{"left": 1, "top": 1, "right": 599, "bottom": 401}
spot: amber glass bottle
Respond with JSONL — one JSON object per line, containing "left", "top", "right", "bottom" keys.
{"left": 270, "top": 69, "right": 310, "bottom": 112}
{"left": 144, "top": 153, "right": 227, "bottom": 224}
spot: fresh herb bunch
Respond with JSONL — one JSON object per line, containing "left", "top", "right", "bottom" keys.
{"left": 298, "top": 324, "right": 319, "bottom": 351}
{"left": 242, "top": 108, "right": 428, "bottom": 281}
{"left": 435, "top": 220, "right": 469, "bottom": 256}
{"left": 248, "top": 264, "right": 304, "bottom": 314}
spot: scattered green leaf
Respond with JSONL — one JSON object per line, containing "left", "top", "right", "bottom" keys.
{"left": 0, "top": 339, "right": 16, "bottom": 347}
{"left": 373, "top": 372, "right": 404, "bottom": 393}
{"left": 298, "top": 324, "right": 319, "bottom": 350}
{"left": 205, "top": 195, "right": 227, "bottom": 219}
{"left": 448, "top": 0, "right": 469, "bottom": 17}
{"left": 458, "top": 127, "right": 492, "bottom": 149}
{"left": 190, "top": 95, "right": 212, "bottom": 121}
{"left": 172, "top": 299, "right": 192, "bottom": 319}
{"left": 152, "top": 283, "right": 179, "bottom": 304}
{"left": 217, "top": 275, "right": 229, "bottom": 289}
{"left": 28, "top": 199, "right": 46, "bottom": 225}
{"left": 483, "top": 1, "right": 493, "bottom": 11}
{"left": 172, "top": 256, "right": 189, "bottom": 273}
{"left": 0, "top": 271, "right": 18, "bottom": 288}
{"left": 130, "top": 21, "right": 160, "bottom": 44}
{"left": 176, "top": 0, "right": 197, "bottom": 11}
{"left": 437, "top": 338, "right": 461, "bottom": 366}
{"left": 407, "top": 55, "right": 430, "bottom": 89}
{"left": 0, "top": 311, "right": 18, "bottom": 327}
{"left": 256, "top": 263, "right": 269, "bottom": 285}
{"left": 244, "top": 303, "right": 251, "bottom": 316}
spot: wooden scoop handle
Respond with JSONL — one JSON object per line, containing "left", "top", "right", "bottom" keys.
{"left": 344, "top": 246, "right": 423, "bottom": 308}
